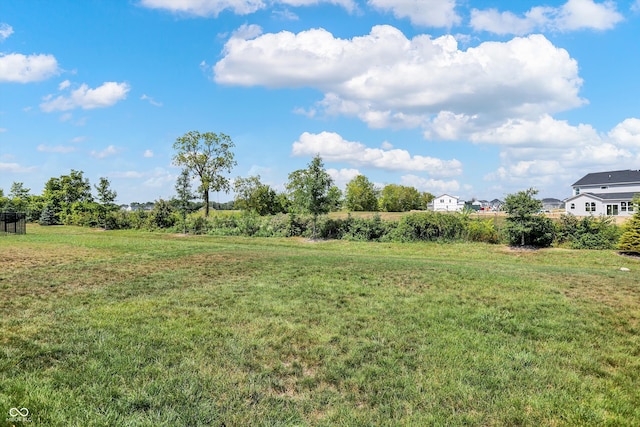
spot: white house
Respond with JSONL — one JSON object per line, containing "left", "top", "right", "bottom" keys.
{"left": 433, "top": 194, "right": 464, "bottom": 212}
{"left": 565, "top": 170, "right": 640, "bottom": 217}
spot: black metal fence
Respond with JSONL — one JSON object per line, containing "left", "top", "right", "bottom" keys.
{"left": 1, "top": 212, "right": 27, "bottom": 234}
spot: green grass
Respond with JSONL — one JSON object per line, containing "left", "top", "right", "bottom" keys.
{"left": 1, "top": 225, "right": 640, "bottom": 426}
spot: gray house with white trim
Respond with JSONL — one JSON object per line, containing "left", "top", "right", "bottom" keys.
{"left": 565, "top": 170, "right": 640, "bottom": 217}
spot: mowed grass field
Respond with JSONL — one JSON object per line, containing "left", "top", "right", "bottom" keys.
{"left": 1, "top": 226, "right": 639, "bottom": 426}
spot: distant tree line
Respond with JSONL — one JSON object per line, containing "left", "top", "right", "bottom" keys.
{"left": 2, "top": 129, "right": 639, "bottom": 253}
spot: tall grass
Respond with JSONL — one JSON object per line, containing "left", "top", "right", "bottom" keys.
{"left": 1, "top": 226, "right": 639, "bottom": 425}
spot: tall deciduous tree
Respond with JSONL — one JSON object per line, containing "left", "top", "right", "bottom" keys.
{"left": 345, "top": 175, "right": 378, "bottom": 212}
{"left": 173, "top": 131, "right": 236, "bottom": 217}
{"left": 286, "top": 154, "right": 334, "bottom": 239}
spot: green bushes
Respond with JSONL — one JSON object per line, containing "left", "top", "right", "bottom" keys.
{"left": 618, "top": 198, "right": 640, "bottom": 254}
{"left": 504, "top": 215, "right": 556, "bottom": 248}
{"left": 189, "top": 211, "right": 500, "bottom": 244}
{"left": 181, "top": 211, "right": 620, "bottom": 249}
{"left": 556, "top": 215, "right": 621, "bottom": 249}
{"left": 341, "top": 214, "right": 389, "bottom": 241}
{"left": 31, "top": 201, "right": 629, "bottom": 249}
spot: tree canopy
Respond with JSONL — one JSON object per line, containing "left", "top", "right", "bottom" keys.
{"left": 286, "top": 155, "right": 335, "bottom": 238}
{"left": 345, "top": 175, "right": 379, "bottom": 212}
{"left": 379, "top": 184, "right": 423, "bottom": 212}
{"left": 173, "top": 131, "right": 236, "bottom": 217}
{"left": 503, "top": 188, "right": 554, "bottom": 247}
{"left": 234, "top": 175, "right": 283, "bottom": 216}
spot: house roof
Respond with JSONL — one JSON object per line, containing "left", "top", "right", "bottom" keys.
{"left": 565, "top": 191, "right": 639, "bottom": 202}
{"left": 572, "top": 170, "right": 640, "bottom": 186}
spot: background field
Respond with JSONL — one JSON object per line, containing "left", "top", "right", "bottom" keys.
{"left": 1, "top": 226, "right": 639, "bottom": 425}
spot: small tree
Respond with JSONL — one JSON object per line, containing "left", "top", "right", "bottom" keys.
{"left": 234, "top": 175, "right": 282, "bottom": 216}
{"left": 39, "top": 203, "right": 58, "bottom": 226}
{"left": 286, "top": 154, "right": 334, "bottom": 239}
{"left": 148, "top": 199, "right": 175, "bottom": 229}
{"left": 173, "top": 131, "right": 236, "bottom": 217}
{"left": 175, "top": 169, "right": 195, "bottom": 234}
{"left": 503, "top": 188, "right": 554, "bottom": 247}
{"left": 95, "top": 177, "right": 117, "bottom": 229}
{"left": 618, "top": 196, "right": 640, "bottom": 254}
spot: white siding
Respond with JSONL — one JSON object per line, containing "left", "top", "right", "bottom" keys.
{"left": 565, "top": 194, "right": 604, "bottom": 216}
{"left": 565, "top": 194, "right": 635, "bottom": 217}
{"left": 574, "top": 183, "right": 640, "bottom": 195}
{"left": 433, "top": 194, "right": 461, "bottom": 212}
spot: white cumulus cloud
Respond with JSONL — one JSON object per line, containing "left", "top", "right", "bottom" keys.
{"left": 400, "top": 174, "right": 460, "bottom": 195}
{"left": 40, "top": 81, "right": 130, "bottom": 112}
{"left": 215, "top": 26, "right": 584, "bottom": 129}
{"left": 608, "top": 118, "right": 640, "bottom": 146}
{"left": 482, "top": 115, "right": 640, "bottom": 194}
{"left": 471, "top": 0, "right": 624, "bottom": 35}
{"left": 367, "top": 0, "right": 461, "bottom": 27}
{"left": 292, "top": 131, "right": 462, "bottom": 177}
{"left": 327, "top": 168, "right": 361, "bottom": 188}
{"left": 0, "top": 53, "right": 59, "bottom": 83}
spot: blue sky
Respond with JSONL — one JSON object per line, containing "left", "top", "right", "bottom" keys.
{"left": 2, "top": 0, "right": 640, "bottom": 204}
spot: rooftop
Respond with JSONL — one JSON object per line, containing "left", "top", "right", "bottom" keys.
{"left": 573, "top": 170, "right": 640, "bottom": 186}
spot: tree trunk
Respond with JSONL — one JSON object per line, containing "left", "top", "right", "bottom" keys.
{"left": 204, "top": 190, "right": 210, "bottom": 217}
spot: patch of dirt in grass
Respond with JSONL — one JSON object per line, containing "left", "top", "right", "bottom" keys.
{"left": 0, "top": 245, "right": 97, "bottom": 274}
{"left": 1, "top": 251, "right": 235, "bottom": 303}
{"left": 563, "top": 281, "right": 640, "bottom": 315}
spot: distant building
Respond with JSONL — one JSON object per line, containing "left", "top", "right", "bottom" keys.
{"left": 432, "top": 194, "right": 464, "bottom": 212}
{"left": 489, "top": 199, "right": 503, "bottom": 211}
{"left": 565, "top": 169, "right": 640, "bottom": 216}
{"left": 542, "top": 198, "right": 564, "bottom": 211}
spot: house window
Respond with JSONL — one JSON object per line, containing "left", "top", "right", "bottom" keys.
{"left": 591, "top": 202, "right": 596, "bottom": 212}
{"left": 585, "top": 202, "right": 596, "bottom": 212}
{"left": 621, "top": 202, "right": 627, "bottom": 212}
{"left": 607, "top": 204, "right": 619, "bottom": 216}
{"left": 440, "top": 199, "right": 444, "bottom": 203}
{"left": 575, "top": 188, "right": 580, "bottom": 195}
{"left": 570, "top": 203, "right": 575, "bottom": 210}
{"left": 630, "top": 203, "right": 635, "bottom": 212}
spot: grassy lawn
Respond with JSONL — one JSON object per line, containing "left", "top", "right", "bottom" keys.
{"left": 1, "top": 226, "right": 639, "bottom": 426}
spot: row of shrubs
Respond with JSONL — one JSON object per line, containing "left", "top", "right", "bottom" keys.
{"left": 84, "top": 207, "right": 622, "bottom": 249}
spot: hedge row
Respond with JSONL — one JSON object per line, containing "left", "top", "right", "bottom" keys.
{"left": 170, "top": 212, "right": 500, "bottom": 244}
{"left": 50, "top": 206, "right": 624, "bottom": 249}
